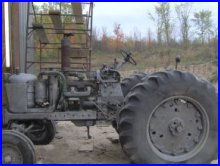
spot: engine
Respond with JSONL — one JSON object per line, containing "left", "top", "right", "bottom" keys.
{"left": 4, "top": 68, "right": 124, "bottom": 117}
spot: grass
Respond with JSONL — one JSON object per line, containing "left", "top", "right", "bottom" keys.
{"left": 91, "top": 45, "right": 216, "bottom": 72}
{"left": 210, "top": 71, "right": 218, "bottom": 83}
{"left": 31, "top": 44, "right": 217, "bottom": 82}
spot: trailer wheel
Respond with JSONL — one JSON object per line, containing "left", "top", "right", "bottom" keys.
{"left": 3, "top": 130, "right": 36, "bottom": 164}
{"left": 26, "top": 120, "right": 56, "bottom": 145}
{"left": 119, "top": 70, "right": 217, "bottom": 163}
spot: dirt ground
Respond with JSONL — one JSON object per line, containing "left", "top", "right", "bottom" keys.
{"left": 35, "top": 122, "right": 218, "bottom": 164}
{"left": 35, "top": 122, "right": 129, "bottom": 164}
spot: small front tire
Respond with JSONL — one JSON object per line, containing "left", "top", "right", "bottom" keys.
{"left": 3, "top": 130, "right": 36, "bottom": 164}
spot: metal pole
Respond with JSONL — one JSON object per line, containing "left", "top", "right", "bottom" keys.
{"left": 25, "top": 2, "right": 30, "bottom": 72}
{"left": 89, "top": 2, "right": 93, "bottom": 71}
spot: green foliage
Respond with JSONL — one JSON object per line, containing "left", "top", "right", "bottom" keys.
{"left": 209, "top": 71, "right": 217, "bottom": 83}
{"left": 148, "top": 3, "right": 172, "bottom": 44}
{"left": 192, "top": 10, "right": 213, "bottom": 44}
{"left": 175, "top": 3, "right": 192, "bottom": 47}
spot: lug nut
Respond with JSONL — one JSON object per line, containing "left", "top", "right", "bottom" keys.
{"left": 176, "top": 126, "right": 183, "bottom": 132}
{"left": 197, "top": 125, "right": 203, "bottom": 130}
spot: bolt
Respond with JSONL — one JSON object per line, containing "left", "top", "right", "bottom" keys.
{"left": 197, "top": 125, "right": 203, "bottom": 130}
{"left": 176, "top": 126, "right": 183, "bottom": 133}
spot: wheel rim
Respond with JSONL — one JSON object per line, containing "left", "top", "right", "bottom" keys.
{"left": 147, "top": 96, "right": 209, "bottom": 162}
{"left": 3, "top": 144, "right": 23, "bottom": 163}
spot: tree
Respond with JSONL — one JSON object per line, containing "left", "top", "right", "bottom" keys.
{"left": 192, "top": 10, "right": 213, "bottom": 44}
{"left": 113, "top": 23, "right": 124, "bottom": 51}
{"left": 161, "top": 3, "right": 172, "bottom": 44}
{"left": 147, "top": 28, "right": 152, "bottom": 47}
{"left": 132, "top": 27, "right": 142, "bottom": 51}
{"left": 149, "top": 3, "right": 172, "bottom": 45}
{"left": 92, "top": 27, "right": 101, "bottom": 50}
{"left": 175, "top": 3, "right": 192, "bottom": 47}
{"left": 101, "top": 27, "right": 108, "bottom": 51}
{"left": 148, "top": 4, "right": 163, "bottom": 45}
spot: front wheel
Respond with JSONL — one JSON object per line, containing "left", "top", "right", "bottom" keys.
{"left": 119, "top": 70, "right": 217, "bottom": 163}
{"left": 26, "top": 120, "right": 56, "bottom": 145}
{"left": 3, "top": 130, "right": 36, "bottom": 164}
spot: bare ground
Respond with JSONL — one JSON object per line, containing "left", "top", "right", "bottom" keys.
{"left": 36, "top": 122, "right": 129, "bottom": 164}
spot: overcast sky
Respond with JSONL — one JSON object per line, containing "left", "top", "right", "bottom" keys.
{"left": 93, "top": 2, "right": 218, "bottom": 38}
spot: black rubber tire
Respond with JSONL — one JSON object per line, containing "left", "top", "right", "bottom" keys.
{"left": 119, "top": 70, "right": 217, "bottom": 163}
{"left": 112, "top": 72, "right": 147, "bottom": 133}
{"left": 26, "top": 120, "right": 56, "bottom": 145}
{"left": 121, "top": 72, "right": 147, "bottom": 96}
{"left": 3, "top": 130, "right": 36, "bottom": 164}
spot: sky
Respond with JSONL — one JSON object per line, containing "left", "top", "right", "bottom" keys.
{"left": 93, "top": 2, "right": 218, "bottom": 38}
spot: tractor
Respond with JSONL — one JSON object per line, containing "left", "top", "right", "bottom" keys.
{"left": 2, "top": 47, "right": 217, "bottom": 163}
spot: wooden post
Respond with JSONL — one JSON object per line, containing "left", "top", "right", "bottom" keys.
{"left": 11, "top": 2, "right": 20, "bottom": 71}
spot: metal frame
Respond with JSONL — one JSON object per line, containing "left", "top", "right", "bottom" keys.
{"left": 25, "top": 2, "right": 93, "bottom": 72}
{"left": 4, "top": 110, "right": 97, "bottom": 123}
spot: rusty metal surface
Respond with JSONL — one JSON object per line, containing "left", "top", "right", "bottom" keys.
{"left": 61, "top": 35, "right": 71, "bottom": 70}
{"left": 25, "top": 2, "right": 94, "bottom": 72}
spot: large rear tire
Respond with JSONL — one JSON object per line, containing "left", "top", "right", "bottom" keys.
{"left": 112, "top": 73, "right": 147, "bottom": 132}
{"left": 119, "top": 70, "right": 217, "bottom": 163}
{"left": 121, "top": 72, "right": 147, "bottom": 96}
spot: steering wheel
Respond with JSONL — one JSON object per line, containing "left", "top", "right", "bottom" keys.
{"left": 120, "top": 49, "right": 137, "bottom": 65}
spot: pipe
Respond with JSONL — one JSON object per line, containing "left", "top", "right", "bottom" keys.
{"left": 38, "top": 71, "right": 67, "bottom": 112}
{"left": 38, "top": 71, "right": 67, "bottom": 92}
{"left": 81, "top": 101, "right": 96, "bottom": 109}
{"left": 48, "top": 75, "right": 59, "bottom": 112}
{"left": 61, "top": 35, "right": 71, "bottom": 70}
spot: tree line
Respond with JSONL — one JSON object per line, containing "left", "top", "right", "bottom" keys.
{"left": 92, "top": 2, "right": 217, "bottom": 54}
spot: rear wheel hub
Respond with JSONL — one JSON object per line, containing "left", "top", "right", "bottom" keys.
{"left": 147, "top": 96, "right": 209, "bottom": 162}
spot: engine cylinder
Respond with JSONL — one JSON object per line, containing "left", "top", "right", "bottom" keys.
{"left": 49, "top": 75, "right": 59, "bottom": 108}
{"left": 35, "top": 80, "right": 47, "bottom": 104}
{"left": 27, "top": 84, "right": 35, "bottom": 108}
